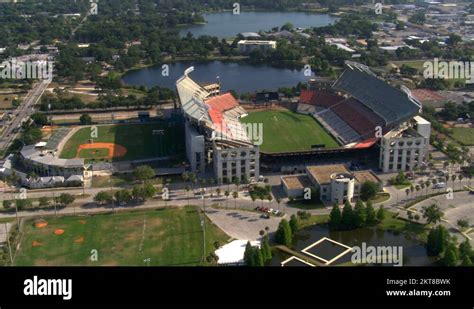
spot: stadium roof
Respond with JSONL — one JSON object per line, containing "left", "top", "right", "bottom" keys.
{"left": 333, "top": 62, "right": 421, "bottom": 126}
{"left": 176, "top": 70, "right": 212, "bottom": 126}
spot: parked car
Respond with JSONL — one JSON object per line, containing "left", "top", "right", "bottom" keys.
{"left": 433, "top": 182, "right": 446, "bottom": 189}
{"left": 260, "top": 214, "right": 270, "bottom": 219}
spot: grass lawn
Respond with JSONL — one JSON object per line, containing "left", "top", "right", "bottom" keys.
{"left": 241, "top": 109, "right": 340, "bottom": 153}
{"left": 394, "top": 183, "right": 412, "bottom": 190}
{"left": 287, "top": 199, "right": 325, "bottom": 210}
{"left": 60, "top": 122, "right": 185, "bottom": 162}
{"left": 299, "top": 214, "right": 329, "bottom": 228}
{"left": 14, "top": 207, "right": 228, "bottom": 266}
{"left": 378, "top": 211, "right": 429, "bottom": 242}
{"left": 450, "top": 127, "right": 474, "bottom": 146}
{"left": 370, "top": 192, "right": 391, "bottom": 204}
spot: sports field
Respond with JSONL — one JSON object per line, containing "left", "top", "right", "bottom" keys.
{"left": 59, "top": 122, "right": 185, "bottom": 162}
{"left": 241, "top": 109, "right": 340, "bottom": 153}
{"left": 14, "top": 207, "right": 228, "bottom": 266}
{"left": 450, "top": 127, "right": 474, "bottom": 146}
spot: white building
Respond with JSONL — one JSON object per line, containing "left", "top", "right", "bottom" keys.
{"left": 176, "top": 67, "right": 260, "bottom": 184}
{"left": 379, "top": 116, "right": 431, "bottom": 173}
{"left": 237, "top": 40, "right": 277, "bottom": 54}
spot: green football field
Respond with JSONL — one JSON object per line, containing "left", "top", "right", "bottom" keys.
{"left": 14, "top": 207, "right": 228, "bottom": 266}
{"left": 450, "top": 127, "right": 474, "bottom": 146}
{"left": 59, "top": 122, "right": 185, "bottom": 162}
{"left": 241, "top": 109, "right": 340, "bottom": 153}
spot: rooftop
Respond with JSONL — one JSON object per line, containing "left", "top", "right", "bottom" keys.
{"left": 281, "top": 175, "right": 312, "bottom": 190}
{"left": 352, "top": 170, "right": 381, "bottom": 184}
{"left": 333, "top": 62, "right": 421, "bottom": 126}
{"left": 306, "top": 164, "right": 350, "bottom": 185}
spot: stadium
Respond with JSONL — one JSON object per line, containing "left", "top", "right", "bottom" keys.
{"left": 176, "top": 62, "right": 431, "bottom": 182}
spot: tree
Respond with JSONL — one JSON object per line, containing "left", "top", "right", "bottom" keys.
{"left": 224, "top": 190, "right": 230, "bottom": 208}
{"left": 462, "top": 254, "right": 473, "bottom": 266}
{"left": 457, "top": 219, "right": 469, "bottom": 229}
{"left": 30, "top": 113, "right": 48, "bottom": 126}
{"left": 244, "top": 241, "right": 255, "bottom": 266}
{"left": 289, "top": 214, "right": 299, "bottom": 233}
{"left": 376, "top": 205, "right": 385, "bottom": 222}
{"left": 15, "top": 199, "right": 33, "bottom": 211}
{"left": 132, "top": 185, "right": 147, "bottom": 202}
{"left": 459, "top": 239, "right": 473, "bottom": 260}
{"left": 275, "top": 219, "right": 292, "bottom": 247}
{"left": 353, "top": 200, "right": 367, "bottom": 228}
{"left": 365, "top": 200, "right": 377, "bottom": 226}
{"left": 341, "top": 201, "right": 354, "bottom": 229}
{"left": 38, "top": 197, "right": 50, "bottom": 207}
{"left": 133, "top": 165, "right": 155, "bottom": 182}
{"left": 2, "top": 200, "right": 12, "bottom": 210}
{"left": 58, "top": 193, "right": 75, "bottom": 206}
{"left": 329, "top": 203, "right": 341, "bottom": 229}
{"left": 281, "top": 22, "right": 294, "bottom": 31}
{"left": 422, "top": 204, "right": 444, "bottom": 225}
{"left": 360, "top": 181, "right": 379, "bottom": 201}
{"left": 232, "top": 191, "right": 238, "bottom": 209}
{"left": 261, "top": 235, "right": 272, "bottom": 262}
{"left": 143, "top": 183, "right": 157, "bottom": 199}
{"left": 426, "top": 225, "right": 449, "bottom": 256}
{"left": 79, "top": 113, "right": 93, "bottom": 125}
{"left": 442, "top": 243, "right": 459, "bottom": 266}
{"left": 94, "top": 191, "right": 113, "bottom": 205}
{"left": 115, "top": 190, "right": 132, "bottom": 205}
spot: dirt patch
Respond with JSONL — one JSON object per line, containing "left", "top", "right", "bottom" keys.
{"left": 79, "top": 220, "right": 86, "bottom": 225}
{"left": 32, "top": 241, "right": 43, "bottom": 247}
{"left": 54, "top": 229, "right": 65, "bottom": 235}
{"left": 35, "top": 221, "right": 48, "bottom": 229}
{"left": 74, "top": 236, "right": 84, "bottom": 243}
{"left": 76, "top": 142, "right": 127, "bottom": 160}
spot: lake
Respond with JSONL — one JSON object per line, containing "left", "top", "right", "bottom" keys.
{"left": 272, "top": 225, "right": 435, "bottom": 267}
{"left": 122, "top": 61, "right": 312, "bottom": 93}
{"left": 180, "top": 11, "right": 337, "bottom": 39}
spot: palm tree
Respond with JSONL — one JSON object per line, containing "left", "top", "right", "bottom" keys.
{"left": 415, "top": 185, "right": 420, "bottom": 197}
{"left": 425, "top": 180, "right": 431, "bottom": 195}
{"left": 276, "top": 197, "right": 281, "bottom": 211}
{"left": 420, "top": 183, "right": 425, "bottom": 196}
{"left": 451, "top": 174, "right": 457, "bottom": 189}
{"left": 216, "top": 188, "right": 221, "bottom": 197}
{"left": 405, "top": 188, "right": 410, "bottom": 201}
{"left": 232, "top": 191, "right": 238, "bottom": 209}
{"left": 224, "top": 190, "right": 230, "bottom": 209}
{"left": 458, "top": 174, "right": 464, "bottom": 190}
{"left": 251, "top": 194, "right": 256, "bottom": 208}
{"left": 410, "top": 185, "right": 415, "bottom": 199}
{"left": 267, "top": 195, "right": 273, "bottom": 208}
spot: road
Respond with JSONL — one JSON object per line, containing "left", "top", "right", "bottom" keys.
{"left": 0, "top": 81, "right": 50, "bottom": 150}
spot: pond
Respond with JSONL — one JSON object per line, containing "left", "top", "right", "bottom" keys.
{"left": 271, "top": 225, "right": 435, "bottom": 267}
{"left": 122, "top": 61, "right": 312, "bottom": 94}
{"left": 180, "top": 11, "right": 337, "bottom": 39}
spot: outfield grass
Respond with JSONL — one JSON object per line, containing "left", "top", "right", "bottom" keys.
{"left": 14, "top": 207, "right": 228, "bottom": 266}
{"left": 241, "top": 110, "right": 340, "bottom": 153}
{"left": 450, "top": 127, "right": 474, "bottom": 146}
{"left": 60, "top": 122, "right": 185, "bottom": 162}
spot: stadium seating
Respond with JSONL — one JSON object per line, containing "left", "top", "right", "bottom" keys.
{"left": 331, "top": 98, "right": 385, "bottom": 139}
{"left": 313, "top": 109, "right": 361, "bottom": 144}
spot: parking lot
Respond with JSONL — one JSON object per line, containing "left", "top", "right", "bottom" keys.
{"left": 411, "top": 191, "right": 474, "bottom": 229}
{"left": 205, "top": 208, "right": 281, "bottom": 241}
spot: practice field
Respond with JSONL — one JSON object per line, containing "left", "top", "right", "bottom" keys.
{"left": 241, "top": 109, "right": 340, "bottom": 153}
{"left": 14, "top": 207, "right": 228, "bottom": 266}
{"left": 450, "top": 127, "right": 474, "bottom": 146}
{"left": 59, "top": 122, "right": 185, "bottom": 162}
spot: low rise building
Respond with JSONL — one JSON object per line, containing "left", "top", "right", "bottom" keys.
{"left": 237, "top": 40, "right": 277, "bottom": 54}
